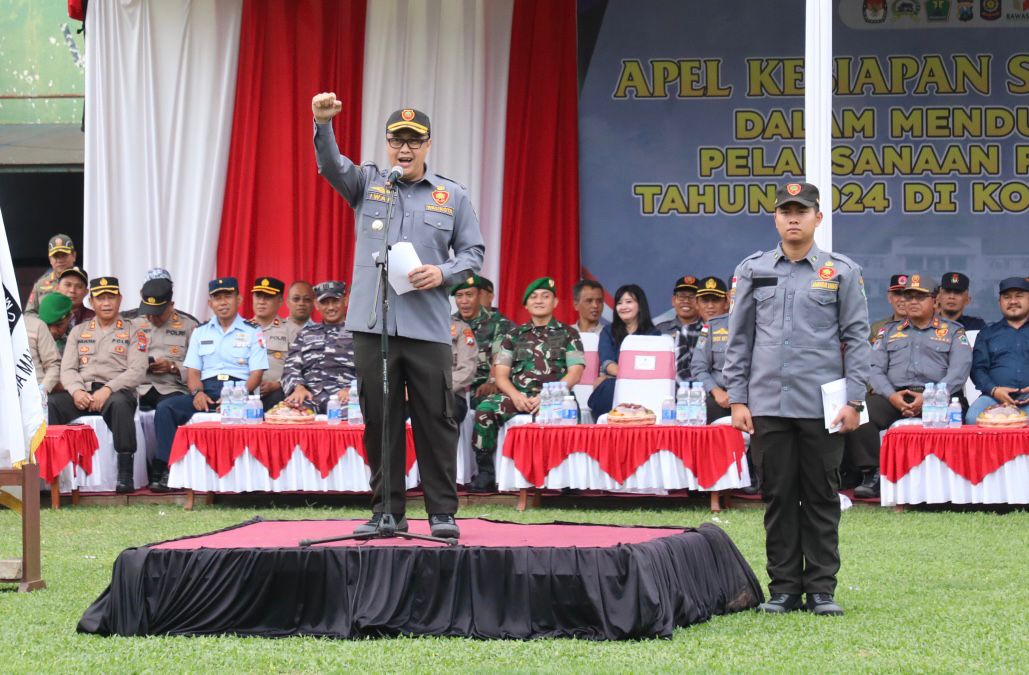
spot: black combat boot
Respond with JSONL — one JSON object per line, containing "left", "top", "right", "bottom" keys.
{"left": 115, "top": 452, "right": 135, "bottom": 494}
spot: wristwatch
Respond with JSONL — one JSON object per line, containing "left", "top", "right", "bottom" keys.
{"left": 846, "top": 400, "right": 865, "bottom": 413}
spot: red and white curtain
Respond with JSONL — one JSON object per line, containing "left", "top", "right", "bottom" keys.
{"left": 83, "top": 0, "right": 580, "bottom": 324}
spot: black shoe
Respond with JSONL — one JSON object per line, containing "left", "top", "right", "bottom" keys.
{"left": 115, "top": 453, "right": 135, "bottom": 494}
{"left": 468, "top": 470, "right": 497, "bottom": 493}
{"left": 149, "top": 462, "right": 170, "bottom": 493}
{"left": 756, "top": 593, "right": 804, "bottom": 614}
{"left": 429, "top": 514, "right": 460, "bottom": 539}
{"left": 740, "top": 479, "right": 761, "bottom": 496}
{"left": 807, "top": 593, "right": 844, "bottom": 616}
{"left": 353, "top": 513, "right": 408, "bottom": 535}
{"left": 853, "top": 469, "right": 881, "bottom": 499}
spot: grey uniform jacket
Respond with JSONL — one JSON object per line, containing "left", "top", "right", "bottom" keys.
{"left": 723, "top": 243, "right": 872, "bottom": 418}
{"left": 313, "top": 122, "right": 485, "bottom": 345}
{"left": 690, "top": 313, "right": 729, "bottom": 393}
{"left": 257, "top": 317, "right": 300, "bottom": 383}
{"left": 451, "top": 319, "right": 478, "bottom": 393}
{"left": 869, "top": 316, "right": 972, "bottom": 397}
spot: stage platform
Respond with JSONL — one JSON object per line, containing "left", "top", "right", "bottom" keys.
{"left": 78, "top": 518, "right": 762, "bottom": 640}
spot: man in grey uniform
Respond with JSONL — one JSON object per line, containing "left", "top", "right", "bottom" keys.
{"left": 312, "top": 93, "right": 485, "bottom": 539}
{"left": 690, "top": 276, "right": 732, "bottom": 424}
{"left": 846, "top": 273, "right": 972, "bottom": 498}
{"left": 724, "top": 182, "right": 871, "bottom": 616}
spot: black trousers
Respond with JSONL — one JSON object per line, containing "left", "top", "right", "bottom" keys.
{"left": 261, "top": 387, "right": 286, "bottom": 411}
{"left": 49, "top": 385, "right": 138, "bottom": 455}
{"left": 353, "top": 332, "right": 458, "bottom": 516}
{"left": 705, "top": 392, "right": 731, "bottom": 424}
{"left": 139, "top": 387, "right": 183, "bottom": 411}
{"left": 752, "top": 416, "right": 843, "bottom": 595}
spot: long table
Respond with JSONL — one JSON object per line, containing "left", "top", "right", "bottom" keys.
{"left": 880, "top": 425, "right": 1029, "bottom": 506}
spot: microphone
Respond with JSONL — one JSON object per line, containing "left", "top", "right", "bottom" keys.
{"left": 385, "top": 165, "right": 404, "bottom": 189}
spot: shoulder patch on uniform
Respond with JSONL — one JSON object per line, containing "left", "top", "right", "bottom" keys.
{"left": 243, "top": 319, "right": 259, "bottom": 328}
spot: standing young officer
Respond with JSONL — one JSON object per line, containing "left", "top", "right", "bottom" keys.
{"left": 724, "top": 182, "right": 872, "bottom": 616}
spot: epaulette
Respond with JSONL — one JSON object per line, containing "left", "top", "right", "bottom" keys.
{"left": 827, "top": 251, "right": 859, "bottom": 269}
{"left": 433, "top": 173, "right": 466, "bottom": 190}
{"left": 742, "top": 250, "right": 764, "bottom": 262}
{"left": 243, "top": 319, "right": 260, "bottom": 328}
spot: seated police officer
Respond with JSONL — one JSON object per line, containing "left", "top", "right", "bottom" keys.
{"left": 655, "top": 275, "right": 704, "bottom": 384}
{"left": 150, "top": 277, "right": 268, "bottom": 491}
{"left": 282, "top": 281, "right": 357, "bottom": 413}
{"left": 49, "top": 277, "right": 148, "bottom": 493}
{"left": 251, "top": 276, "right": 300, "bottom": 410}
{"left": 133, "top": 278, "right": 199, "bottom": 410}
{"left": 966, "top": 277, "right": 1029, "bottom": 423}
{"left": 846, "top": 273, "right": 972, "bottom": 498}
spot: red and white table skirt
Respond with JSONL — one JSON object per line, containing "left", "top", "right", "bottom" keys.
{"left": 880, "top": 426, "right": 1029, "bottom": 506}
{"left": 497, "top": 416, "right": 750, "bottom": 492}
{"left": 168, "top": 422, "right": 418, "bottom": 493}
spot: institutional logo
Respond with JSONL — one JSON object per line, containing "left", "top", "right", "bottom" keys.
{"left": 893, "top": 0, "right": 921, "bottom": 19}
{"left": 957, "top": 0, "right": 974, "bottom": 19}
{"left": 926, "top": 0, "right": 951, "bottom": 20}
{"left": 980, "top": 0, "right": 1001, "bottom": 19}
{"left": 863, "top": 0, "right": 888, "bottom": 22}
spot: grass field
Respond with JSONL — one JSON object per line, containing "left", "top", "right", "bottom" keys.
{"left": 1, "top": 502, "right": 1026, "bottom": 673}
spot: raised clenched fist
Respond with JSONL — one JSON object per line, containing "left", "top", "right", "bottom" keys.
{"left": 312, "top": 92, "right": 343, "bottom": 123}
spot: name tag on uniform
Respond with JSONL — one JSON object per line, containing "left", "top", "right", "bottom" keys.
{"left": 753, "top": 277, "right": 778, "bottom": 288}
{"left": 201, "top": 340, "right": 214, "bottom": 345}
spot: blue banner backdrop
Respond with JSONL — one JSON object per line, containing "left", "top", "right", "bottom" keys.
{"left": 578, "top": 0, "right": 1029, "bottom": 323}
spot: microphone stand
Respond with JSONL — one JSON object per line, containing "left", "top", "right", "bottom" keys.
{"left": 301, "top": 172, "right": 456, "bottom": 547}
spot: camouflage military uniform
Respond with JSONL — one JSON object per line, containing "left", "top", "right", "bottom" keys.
{"left": 453, "top": 305, "right": 514, "bottom": 405}
{"left": 472, "top": 319, "right": 585, "bottom": 456}
{"left": 25, "top": 269, "right": 60, "bottom": 314}
{"left": 281, "top": 322, "right": 357, "bottom": 413}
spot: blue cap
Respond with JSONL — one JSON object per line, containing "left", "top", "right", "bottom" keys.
{"left": 208, "top": 277, "right": 239, "bottom": 295}
{"left": 998, "top": 277, "right": 1029, "bottom": 294}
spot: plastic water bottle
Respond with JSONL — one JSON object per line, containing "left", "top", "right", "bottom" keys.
{"left": 326, "top": 396, "right": 343, "bottom": 425}
{"left": 947, "top": 397, "right": 962, "bottom": 429}
{"left": 561, "top": 395, "right": 577, "bottom": 425}
{"left": 39, "top": 383, "right": 48, "bottom": 423}
{"left": 233, "top": 383, "right": 248, "bottom": 424}
{"left": 220, "top": 382, "right": 234, "bottom": 424}
{"left": 675, "top": 383, "right": 689, "bottom": 425}
{"left": 921, "top": 383, "right": 936, "bottom": 427}
{"left": 689, "top": 381, "right": 706, "bottom": 426}
{"left": 661, "top": 397, "right": 676, "bottom": 425}
{"left": 245, "top": 394, "right": 264, "bottom": 423}
{"left": 555, "top": 383, "right": 570, "bottom": 424}
{"left": 347, "top": 381, "right": 363, "bottom": 425}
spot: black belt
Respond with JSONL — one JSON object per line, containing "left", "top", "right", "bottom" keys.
{"left": 203, "top": 375, "right": 242, "bottom": 384}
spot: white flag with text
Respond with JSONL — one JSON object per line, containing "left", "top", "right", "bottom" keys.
{"left": 1, "top": 204, "right": 45, "bottom": 467}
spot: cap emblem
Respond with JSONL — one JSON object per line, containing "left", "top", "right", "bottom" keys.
{"left": 951, "top": 274, "right": 960, "bottom": 284}
{"left": 912, "top": 274, "right": 921, "bottom": 285}
{"left": 548, "top": 279, "right": 555, "bottom": 288}
{"left": 100, "top": 278, "right": 108, "bottom": 286}
{"left": 261, "top": 278, "right": 270, "bottom": 287}
{"left": 401, "top": 109, "right": 415, "bottom": 121}
{"left": 705, "top": 278, "right": 717, "bottom": 289}
{"left": 54, "top": 238, "right": 63, "bottom": 246}
{"left": 148, "top": 297, "right": 156, "bottom": 304}
{"left": 786, "top": 183, "right": 802, "bottom": 195}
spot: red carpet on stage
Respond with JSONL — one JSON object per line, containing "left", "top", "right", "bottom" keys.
{"left": 79, "top": 518, "right": 763, "bottom": 640}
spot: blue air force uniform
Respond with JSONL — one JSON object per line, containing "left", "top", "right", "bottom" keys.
{"left": 153, "top": 278, "right": 269, "bottom": 467}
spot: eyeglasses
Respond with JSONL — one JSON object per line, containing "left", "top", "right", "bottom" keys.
{"left": 386, "top": 136, "right": 427, "bottom": 149}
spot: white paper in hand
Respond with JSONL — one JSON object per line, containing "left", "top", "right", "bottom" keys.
{"left": 371, "top": 242, "right": 421, "bottom": 295}
{"left": 822, "top": 378, "right": 869, "bottom": 433}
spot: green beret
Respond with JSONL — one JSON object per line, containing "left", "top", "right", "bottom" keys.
{"left": 522, "top": 277, "right": 557, "bottom": 305}
{"left": 450, "top": 274, "right": 481, "bottom": 296}
{"left": 38, "top": 292, "right": 72, "bottom": 325}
